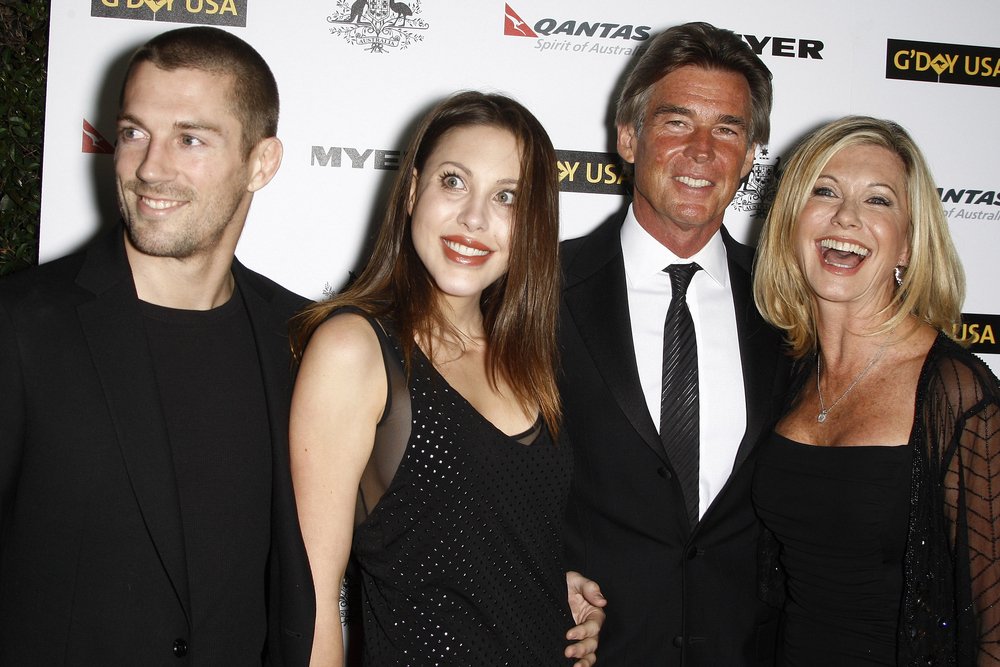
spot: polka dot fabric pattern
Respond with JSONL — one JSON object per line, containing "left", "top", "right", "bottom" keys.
{"left": 352, "top": 328, "right": 575, "bottom": 666}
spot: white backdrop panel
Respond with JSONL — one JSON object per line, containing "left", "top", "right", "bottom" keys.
{"left": 40, "top": 0, "right": 1000, "bottom": 371}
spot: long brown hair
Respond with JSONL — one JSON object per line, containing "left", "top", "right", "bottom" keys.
{"left": 293, "top": 91, "right": 562, "bottom": 434}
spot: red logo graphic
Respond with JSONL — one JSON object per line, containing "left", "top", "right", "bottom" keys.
{"left": 82, "top": 120, "right": 114, "bottom": 154}
{"left": 504, "top": 4, "right": 536, "bottom": 37}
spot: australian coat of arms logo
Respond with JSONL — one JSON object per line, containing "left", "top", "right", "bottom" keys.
{"left": 327, "top": 0, "right": 427, "bottom": 52}
{"left": 732, "top": 147, "right": 782, "bottom": 217}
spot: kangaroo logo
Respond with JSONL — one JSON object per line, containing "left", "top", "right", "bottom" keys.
{"left": 327, "top": 0, "right": 428, "bottom": 52}
{"left": 82, "top": 120, "right": 114, "bottom": 155}
{"left": 504, "top": 4, "right": 537, "bottom": 38}
{"left": 732, "top": 147, "right": 782, "bottom": 217}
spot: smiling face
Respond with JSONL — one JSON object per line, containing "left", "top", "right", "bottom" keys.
{"left": 618, "top": 65, "right": 756, "bottom": 255}
{"left": 115, "top": 62, "right": 260, "bottom": 262}
{"left": 408, "top": 124, "right": 520, "bottom": 309}
{"left": 794, "top": 143, "right": 911, "bottom": 313}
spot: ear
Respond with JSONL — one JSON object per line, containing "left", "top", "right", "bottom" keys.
{"left": 897, "top": 245, "right": 910, "bottom": 269}
{"left": 246, "top": 137, "right": 283, "bottom": 193}
{"left": 740, "top": 143, "right": 757, "bottom": 180}
{"left": 407, "top": 168, "right": 418, "bottom": 216}
{"left": 616, "top": 123, "right": 637, "bottom": 165}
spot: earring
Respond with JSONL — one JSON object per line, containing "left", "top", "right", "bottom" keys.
{"left": 894, "top": 265, "right": 905, "bottom": 287}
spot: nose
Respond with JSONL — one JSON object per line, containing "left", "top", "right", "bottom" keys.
{"left": 831, "top": 199, "right": 862, "bottom": 229}
{"left": 458, "top": 196, "right": 488, "bottom": 232}
{"left": 135, "top": 139, "right": 175, "bottom": 184}
{"left": 683, "top": 127, "right": 714, "bottom": 163}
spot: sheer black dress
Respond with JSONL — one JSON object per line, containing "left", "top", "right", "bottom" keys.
{"left": 347, "top": 313, "right": 575, "bottom": 666}
{"left": 755, "top": 333, "right": 1000, "bottom": 665}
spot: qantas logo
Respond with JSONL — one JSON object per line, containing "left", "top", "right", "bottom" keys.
{"left": 504, "top": 4, "right": 536, "bottom": 38}
{"left": 82, "top": 120, "right": 114, "bottom": 154}
{"left": 504, "top": 4, "right": 650, "bottom": 43}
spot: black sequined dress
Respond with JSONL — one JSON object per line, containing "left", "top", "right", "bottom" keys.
{"left": 352, "top": 318, "right": 575, "bottom": 666}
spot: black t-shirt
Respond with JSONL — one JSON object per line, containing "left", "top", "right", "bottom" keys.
{"left": 141, "top": 287, "right": 271, "bottom": 666}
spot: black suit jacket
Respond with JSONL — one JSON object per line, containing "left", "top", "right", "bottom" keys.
{"left": 560, "top": 213, "right": 788, "bottom": 666}
{"left": 0, "top": 228, "right": 315, "bottom": 666}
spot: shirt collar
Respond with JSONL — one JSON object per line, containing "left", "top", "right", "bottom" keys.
{"left": 620, "top": 204, "right": 729, "bottom": 288}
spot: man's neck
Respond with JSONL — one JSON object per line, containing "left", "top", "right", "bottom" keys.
{"left": 637, "top": 218, "right": 718, "bottom": 259}
{"left": 125, "top": 235, "right": 237, "bottom": 311}
{"left": 630, "top": 194, "right": 723, "bottom": 258}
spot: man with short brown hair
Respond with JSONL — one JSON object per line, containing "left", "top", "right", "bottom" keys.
{"left": 0, "top": 27, "right": 312, "bottom": 666}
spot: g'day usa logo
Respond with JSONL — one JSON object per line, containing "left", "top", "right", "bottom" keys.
{"left": 887, "top": 39, "right": 1000, "bottom": 88}
{"left": 954, "top": 314, "right": 999, "bottom": 354}
{"left": 327, "top": 0, "right": 428, "bottom": 53}
{"left": 91, "top": 0, "right": 246, "bottom": 26}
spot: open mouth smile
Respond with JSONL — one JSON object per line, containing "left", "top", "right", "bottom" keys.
{"left": 441, "top": 236, "right": 493, "bottom": 266}
{"left": 818, "top": 238, "right": 870, "bottom": 269}
{"left": 443, "top": 239, "right": 489, "bottom": 257}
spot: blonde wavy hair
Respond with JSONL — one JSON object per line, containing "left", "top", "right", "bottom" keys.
{"left": 753, "top": 116, "right": 965, "bottom": 358}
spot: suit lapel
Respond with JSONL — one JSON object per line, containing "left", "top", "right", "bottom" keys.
{"left": 232, "top": 261, "right": 292, "bottom": 459}
{"left": 563, "top": 217, "right": 664, "bottom": 462}
{"left": 75, "top": 229, "right": 191, "bottom": 624}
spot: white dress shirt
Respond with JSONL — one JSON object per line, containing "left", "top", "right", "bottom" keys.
{"left": 620, "top": 206, "right": 747, "bottom": 519}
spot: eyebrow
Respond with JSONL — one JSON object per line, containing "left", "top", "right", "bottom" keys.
{"left": 651, "top": 104, "right": 747, "bottom": 128}
{"left": 175, "top": 120, "right": 223, "bottom": 135}
{"left": 116, "top": 113, "right": 223, "bottom": 136}
{"left": 816, "top": 173, "right": 902, "bottom": 195}
{"left": 651, "top": 104, "right": 691, "bottom": 119}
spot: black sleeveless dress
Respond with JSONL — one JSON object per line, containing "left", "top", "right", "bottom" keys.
{"left": 753, "top": 433, "right": 912, "bottom": 665}
{"left": 351, "top": 321, "right": 575, "bottom": 666}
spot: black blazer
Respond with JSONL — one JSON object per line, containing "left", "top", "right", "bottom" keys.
{"left": 0, "top": 228, "right": 315, "bottom": 666}
{"left": 560, "top": 213, "right": 788, "bottom": 666}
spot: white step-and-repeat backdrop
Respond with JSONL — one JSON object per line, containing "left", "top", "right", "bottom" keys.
{"left": 40, "top": 1, "right": 1000, "bottom": 372}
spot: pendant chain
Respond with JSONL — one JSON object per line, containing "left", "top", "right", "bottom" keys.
{"left": 816, "top": 337, "right": 891, "bottom": 423}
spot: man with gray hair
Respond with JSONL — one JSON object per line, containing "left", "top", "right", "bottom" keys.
{"left": 560, "top": 21, "right": 788, "bottom": 665}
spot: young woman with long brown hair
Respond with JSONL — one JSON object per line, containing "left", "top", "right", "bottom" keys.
{"left": 290, "top": 91, "right": 605, "bottom": 666}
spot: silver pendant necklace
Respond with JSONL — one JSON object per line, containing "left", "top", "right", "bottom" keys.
{"left": 816, "top": 338, "right": 890, "bottom": 423}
